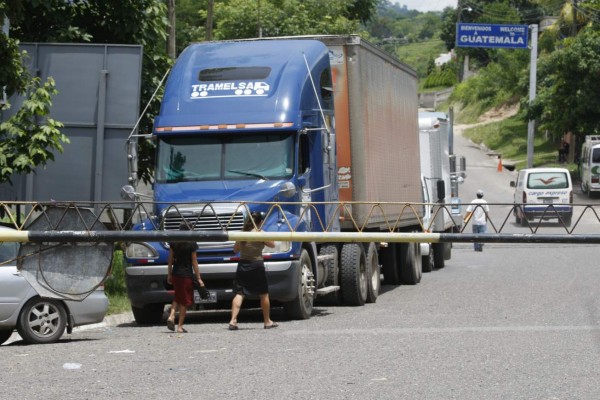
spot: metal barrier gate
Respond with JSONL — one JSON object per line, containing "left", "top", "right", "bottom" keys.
{"left": 1, "top": 200, "right": 599, "bottom": 300}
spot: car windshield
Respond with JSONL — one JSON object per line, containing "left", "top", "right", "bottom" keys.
{"left": 526, "top": 172, "right": 569, "bottom": 189}
{"left": 155, "top": 133, "right": 295, "bottom": 183}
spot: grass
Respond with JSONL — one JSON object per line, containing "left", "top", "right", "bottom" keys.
{"left": 461, "top": 115, "right": 577, "bottom": 173}
{"left": 107, "top": 293, "right": 131, "bottom": 315}
{"left": 104, "top": 249, "right": 132, "bottom": 315}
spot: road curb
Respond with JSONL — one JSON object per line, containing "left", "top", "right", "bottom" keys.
{"left": 76, "top": 311, "right": 135, "bottom": 332}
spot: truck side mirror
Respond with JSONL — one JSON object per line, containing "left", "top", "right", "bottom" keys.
{"left": 436, "top": 180, "right": 445, "bottom": 201}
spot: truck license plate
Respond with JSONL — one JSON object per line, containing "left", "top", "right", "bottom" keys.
{"left": 194, "top": 290, "right": 217, "bottom": 304}
{"left": 543, "top": 199, "right": 553, "bottom": 204}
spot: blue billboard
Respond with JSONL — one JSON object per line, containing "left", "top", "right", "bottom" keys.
{"left": 456, "top": 23, "right": 529, "bottom": 49}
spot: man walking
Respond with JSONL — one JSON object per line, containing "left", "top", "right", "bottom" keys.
{"left": 464, "top": 189, "right": 490, "bottom": 252}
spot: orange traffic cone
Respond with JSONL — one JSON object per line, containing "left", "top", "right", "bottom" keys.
{"left": 497, "top": 156, "right": 503, "bottom": 172}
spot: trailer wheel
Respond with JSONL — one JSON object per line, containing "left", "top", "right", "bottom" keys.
{"left": 318, "top": 245, "right": 341, "bottom": 305}
{"left": 340, "top": 243, "right": 367, "bottom": 306}
{"left": 380, "top": 244, "right": 400, "bottom": 285}
{"left": 432, "top": 242, "right": 445, "bottom": 269}
{"left": 422, "top": 245, "right": 433, "bottom": 273}
{"left": 444, "top": 241, "right": 452, "bottom": 261}
{"left": 283, "top": 249, "right": 315, "bottom": 320}
{"left": 132, "top": 303, "right": 165, "bottom": 325}
{"left": 399, "top": 242, "right": 421, "bottom": 285}
{"left": 365, "top": 243, "right": 380, "bottom": 303}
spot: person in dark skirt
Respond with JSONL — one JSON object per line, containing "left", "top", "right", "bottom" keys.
{"left": 167, "top": 222, "right": 204, "bottom": 333}
{"left": 228, "top": 212, "right": 277, "bottom": 330}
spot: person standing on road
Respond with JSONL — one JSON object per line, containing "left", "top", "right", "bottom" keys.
{"left": 464, "top": 189, "right": 490, "bottom": 252}
{"left": 228, "top": 211, "right": 278, "bottom": 331}
{"left": 167, "top": 222, "right": 204, "bottom": 333}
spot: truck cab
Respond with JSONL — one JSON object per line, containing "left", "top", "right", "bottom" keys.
{"left": 124, "top": 39, "right": 337, "bottom": 323}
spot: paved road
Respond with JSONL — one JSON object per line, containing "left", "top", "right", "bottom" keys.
{"left": 2, "top": 126, "right": 600, "bottom": 399}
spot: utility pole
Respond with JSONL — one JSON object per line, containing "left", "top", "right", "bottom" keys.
{"left": 572, "top": 0, "right": 578, "bottom": 37}
{"left": 167, "top": 0, "right": 176, "bottom": 59}
{"left": 526, "top": 24, "right": 538, "bottom": 169}
{"left": 205, "top": 0, "right": 214, "bottom": 41}
{"left": 1, "top": 15, "right": 9, "bottom": 109}
{"left": 257, "top": 0, "right": 262, "bottom": 38}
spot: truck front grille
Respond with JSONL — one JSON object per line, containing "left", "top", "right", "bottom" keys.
{"left": 162, "top": 209, "right": 245, "bottom": 232}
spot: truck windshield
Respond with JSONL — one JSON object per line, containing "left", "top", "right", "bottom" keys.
{"left": 155, "top": 133, "right": 294, "bottom": 183}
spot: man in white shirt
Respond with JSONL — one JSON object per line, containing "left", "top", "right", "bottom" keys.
{"left": 464, "top": 189, "right": 490, "bottom": 252}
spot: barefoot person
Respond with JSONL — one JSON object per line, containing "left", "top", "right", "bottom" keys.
{"left": 228, "top": 212, "right": 278, "bottom": 330}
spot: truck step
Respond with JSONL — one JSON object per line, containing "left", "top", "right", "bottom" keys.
{"left": 316, "top": 285, "right": 340, "bottom": 295}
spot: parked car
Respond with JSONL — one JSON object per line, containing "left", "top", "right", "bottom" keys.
{"left": 0, "top": 227, "right": 109, "bottom": 345}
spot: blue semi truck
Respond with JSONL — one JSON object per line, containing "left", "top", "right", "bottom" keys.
{"left": 124, "top": 35, "right": 428, "bottom": 324}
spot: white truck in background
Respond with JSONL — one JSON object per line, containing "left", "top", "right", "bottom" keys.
{"left": 579, "top": 135, "right": 600, "bottom": 198}
{"left": 418, "top": 111, "right": 465, "bottom": 271}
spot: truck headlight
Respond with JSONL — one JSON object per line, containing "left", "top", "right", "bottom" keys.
{"left": 125, "top": 242, "right": 159, "bottom": 259}
{"left": 262, "top": 241, "right": 291, "bottom": 254}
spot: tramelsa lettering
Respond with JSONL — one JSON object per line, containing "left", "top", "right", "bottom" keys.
{"left": 190, "top": 81, "right": 270, "bottom": 98}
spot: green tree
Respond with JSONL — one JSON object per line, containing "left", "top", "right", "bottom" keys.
{"left": 529, "top": 27, "right": 600, "bottom": 141}
{"left": 213, "top": 0, "right": 361, "bottom": 39}
{"left": 0, "top": 3, "right": 69, "bottom": 184}
{"left": 9, "top": 0, "right": 172, "bottom": 185}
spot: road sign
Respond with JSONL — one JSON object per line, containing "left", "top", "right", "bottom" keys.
{"left": 456, "top": 23, "right": 529, "bottom": 49}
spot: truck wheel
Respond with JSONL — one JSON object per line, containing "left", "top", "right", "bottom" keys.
{"left": 132, "top": 303, "right": 164, "bottom": 325}
{"left": 17, "top": 297, "right": 67, "bottom": 344}
{"left": 432, "top": 243, "right": 445, "bottom": 269}
{"left": 380, "top": 244, "right": 400, "bottom": 285}
{"left": 283, "top": 249, "right": 315, "bottom": 320}
{"left": 365, "top": 243, "right": 380, "bottom": 303}
{"left": 443, "top": 241, "right": 452, "bottom": 261}
{"left": 399, "top": 242, "right": 421, "bottom": 285}
{"left": 340, "top": 243, "right": 368, "bottom": 306}
{"left": 320, "top": 245, "right": 339, "bottom": 287}
{"left": 422, "top": 246, "right": 433, "bottom": 273}
{"left": 318, "top": 245, "right": 341, "bottom": 305}
{"left": 520, "top": 213, "right": 528, "bottom": 227}
{"left": 563, "top": 215, "right": 572, "bottom": 227}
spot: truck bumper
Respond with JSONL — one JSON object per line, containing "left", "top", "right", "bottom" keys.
{"left": 125, "top": 260, "right": 300, "bottom": 307}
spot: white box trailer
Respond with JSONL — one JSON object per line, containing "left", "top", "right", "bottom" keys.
{"left": 316, "top": 35, "right": 423, "bottom": 231}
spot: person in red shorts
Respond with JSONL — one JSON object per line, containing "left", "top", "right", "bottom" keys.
{"left": 167, "top": 222, "right": 203, "bottom": 333}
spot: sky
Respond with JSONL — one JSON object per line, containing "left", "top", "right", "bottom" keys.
{"left": 391, "top": 0, "right": 458, "bottom": 12}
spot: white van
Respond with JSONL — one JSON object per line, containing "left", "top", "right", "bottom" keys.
{"left": 579, "top": 135, "right": 600, "bottom": 197}
{"left": 510, "top": 167, "right": 573, "bottom": 226}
